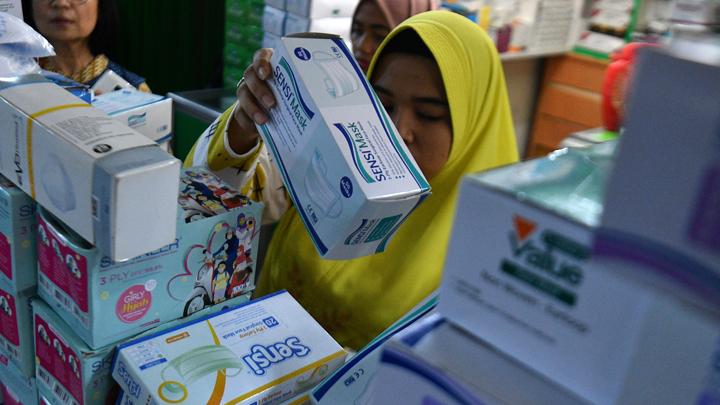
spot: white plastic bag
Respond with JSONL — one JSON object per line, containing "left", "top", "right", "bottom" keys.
{"left": 0, "top": 11, "right": 55, "bottom": 76}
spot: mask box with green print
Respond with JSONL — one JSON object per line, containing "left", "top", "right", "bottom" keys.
{"left": 438, "top": 143, "right": 720, "bottom": 404}
{"left": 0, "top": 75, "right": 180, "bottom": 262}
{"left": 112, "top": 290, "right": 347, "bottom": 405}
{"left": 0, "top": 175, "right": 37, "bottom": 294}
{"left": 31, "top": 299, "right": 117, "bottom": 405}
{"left": 257, "top": 33, "right": 430, "bottom": 259}
{"left": 0, "top": 285, "right": 34, "bottom": 379}
{"left": 1, "top": 350, "right": 39, "bottom": 405}
{"left": 36, "top": 167, "right": 263, "bottom": 349}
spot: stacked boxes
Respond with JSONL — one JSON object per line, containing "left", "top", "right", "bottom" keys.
{"left": 0, "top": 353, "right": 38, "bottom": 405}
{"left": 37, "top": 168, "right": 263, "bottom": 349}
{"left": 224, "top": 0, "right": 265, "bottom": 88}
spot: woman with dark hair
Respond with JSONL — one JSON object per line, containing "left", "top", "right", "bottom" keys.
{"left": 22, "top": 0, "right": 149, "bottom": 91}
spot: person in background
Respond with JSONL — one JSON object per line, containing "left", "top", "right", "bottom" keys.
{"left": 185, "top": 11, "right": 519, "bottom": 350}
{"left": 22, "top": 0, "right": 150, "bottom": 92}
{"left": 351, "top": 0, "right": 436, "bottom": 72}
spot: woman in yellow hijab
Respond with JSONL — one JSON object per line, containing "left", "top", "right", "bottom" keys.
{"left": 185, "top": 11, "right": 518, "bottom": 349}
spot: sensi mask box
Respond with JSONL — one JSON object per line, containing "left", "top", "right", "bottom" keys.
{"left": 112, "top": 290, "right": 347, "bottom": 405}
{"left": 32, "top": 299, "right": 118, "bottom": 405}
{"left": 0, "top": 175, "right": 36, "bottom": 293}
{"left": 37, "top": 168, "right": 263, "bottom": 349}
{"left": 0, "top": 75, "right": 180, "bottom": 262}
{"left": 0, "top": 286, "right": 34, "bottom": 378}
{"left": 0, "top": 356, "right": 39, "bottom": 405}
{"left": 257, "top": 33, "right": 430, "bottom": 259}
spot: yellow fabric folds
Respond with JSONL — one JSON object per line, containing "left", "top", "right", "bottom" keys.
{"left": 256, "top": 10, "right": 518, "bottom": 349}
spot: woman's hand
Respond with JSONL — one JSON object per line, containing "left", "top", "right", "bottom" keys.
{"left": 228, "top": 48, "right": 278, "bottom": 155}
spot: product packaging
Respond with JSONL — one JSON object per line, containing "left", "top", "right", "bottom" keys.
{"left": 0, "top": 286, "right": 34, "bottom": 378}
{"left": 0, "top": 75, "right": 181, "bottom": 262}
{"left": 286, "top": 0, "right": 358, "bottom": 18}
{"left": 37, "top": 168, "right": 263, "bottom": 349}
{"left": 0, "top": 175, "right": 36, "bottom": 293}
{"left": 263, "top": 5, "right": 286, "bottom": 36}
{"left": 310, "top": 293, "right": 437, "bottom": 404}
{"left": 257, "top": 33, "right": 430, "bottom": 259}
{"left": 0, "top": 352, "right": 38, "bottom": 405}
{"left": 32, "top": 299, "right": 117, "bottom": 405}
{"left": 113, "top": 290, "right": 347, "bottom": 405}
{"left": 92, "top": 88, "right": 173, "bottom": 152}
{"left": 438, "top": 143, "right": 720, "bottom": 404}
{"left": 371, "top": 314, "right": 584, "bottom": 405}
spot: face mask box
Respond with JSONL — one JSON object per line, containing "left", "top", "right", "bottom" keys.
{"left": 92, "top": 89, "right": 173, "bottom": 153}
{"left": 32, "top": 299, "right": 117, "bottom": 405}
{"left": 0, "top": 352, "right": 38, "bottom": 405}
{"left": 0, "top": 75, "right": 180, "bottom": 262}
{"left": 112, "top": 290, "right": 347, "bottom": 405}
{"left": 263, "top": 5, "right": 286, "bottom": 36}
{"left": 286, "top": 0, "right": 358, "bottom": 18}
{"left": 0, "top": 286, "right": 34, "bottom": 379}
{"left": 0, "top": 175, "right": 36, "bottom": 293}
{"left": 438, "top": 144, "right": 720, "bottom": 404}
{"left": 36, "top": 167, "right": 263, "bottom": 349}
{"left": 592, "top": 49, "right": 720, "bottom": 310}
{"left": 258, "top": 34, "right": 430, "bottom": 259}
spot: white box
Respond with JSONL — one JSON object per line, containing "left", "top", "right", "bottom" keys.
{"left": 0, "top": 0, "right": 22, "bottom": 19}
{"left": 263, "top": 5, "right": 287, "bottom": 36}
{"left": 257, "top": 34, "right": 430, "bottom": 259}
{"left": 377, "top": 313, "right": 584, "bottom": 405}
{"left": 0, "top": 357, "right": 38, "bottom": 405}
{"left": 286, "top": 0, "right": 358, "bottom": 18}
{"left": 593, "top": 48, "right": 720, "bottom": 310}
{"left": 265, "top": 0, "right": 286, "bottom": 10}
{"left": 91, "top": 88, "right": 173, "bottom": 146}
{"left": 284, "top": 14, "right": 352, "bottom": 43}
{"left": 438, "top": 145, "right": 720, "bottom": 404}
{"left": 0, "top": 75, "right": 181, "bottom": 261}
{"left": 112, "top": 291, "right": 347, "bottom": 405}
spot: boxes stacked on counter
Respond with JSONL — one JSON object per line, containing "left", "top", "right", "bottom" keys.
{"left": 224, "top": 0, "right": 265, "bottom": 88}
{"left": 0, "top": 353, "right": 38, "bottom": 405}
{"left": 112, "top": 290, "right": 347, "bottom": 405}
{"left": 261, "top": 0, "right": 358, "bottom": 51}
{"left": 92, "top": 89, "right": 173, "bottom": 153}
{"left": 37, "top": 167, "right": 263, "bottom": 349}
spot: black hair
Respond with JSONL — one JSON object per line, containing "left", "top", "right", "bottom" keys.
{"left": 376, "top": 29, "right": 435, "bottom": 61}
{"left": 22, "top": 0, "right": 120, "bottom": 58}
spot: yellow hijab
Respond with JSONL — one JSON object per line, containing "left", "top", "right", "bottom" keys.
{"left": 256, "top": 11, "right": 518, "bottom": 349}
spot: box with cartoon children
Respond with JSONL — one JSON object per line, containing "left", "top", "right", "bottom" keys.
{"left": 37, "top": 167, "right": 264, "bottom": 349}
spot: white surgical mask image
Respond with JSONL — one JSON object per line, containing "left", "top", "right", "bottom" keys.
{"left": 159, "top": 345, "right": 243, "bottom": 403}
{"left": 305, "top": 150, "right": 342, "bottom": 218}
{"left": 40, "top": 153, "right": 76, "bottom": 213}
{"left": 313, "top": 51, "right": 359, "bottom": 98}
{"left": 0, "top": 297, "right": 11, "bottom": 316}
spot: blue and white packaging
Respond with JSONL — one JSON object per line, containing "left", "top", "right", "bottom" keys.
{"left": 40, "top": 70, "right": 93, "bottom": 103}
{"left": 258, "top": 33, "right": 430, "bottom": 259}
{"left": 0, "top": 75, "right": 180, "bottom": 262}
{"left": 0, "top": 352, "right": 38, "bottom": 405}
{"left": 0, "top": 286, "right": 34, "bottom": 378}
{"left": 286, "top": 0, "right": 358, "bottom": 18}
{"left": 32, "top": 299, "right": 117, "bottom": 405}
{"left": 112, "top": 290, "right": 347, "bottom": 405}
{"left": 0, "top": 175, "right": 36, "bottom": 293}
{"left": 263, "top": 5, "right": 286, "bottom": 36}
{"left": 92, "top": 88, "right": 173, "bottom": 152}
{"left": 37, "top": 168, "right": 263, "bottom": 349}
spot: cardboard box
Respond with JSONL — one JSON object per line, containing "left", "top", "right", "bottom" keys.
{"left": 37, "top": 168, "right": 263, "bottom": 349}
{"left": 0, "top": 354, "right": 38, "bottom": 405}
{"left": 92, "top": 88, "right": 173, "bottom": 150}
{"left": 378, "top": 313, "right": 585, "bottom": 405}
{"left": 0, "top": 175, "right": 36, "bottom": 293}
{"left": 0, "top": 0, "right": 22, "bottom": 19}
{"left": 113, "top": 290, "right": 347, "bottom": 405}
{"left": 257, "top": 34, "right": 430, "bottom": 258}
{"left": 0, "top": 75, "right": 181, "bottom": 262}
{"left": 310, "top": 293, "right": 437, "bottom": 404}
{"left": 593, "top": 48, "right": 720, "bottom": 310}
{"left": 438, "top": 144, "right": 720, "bottom": 404}
{"left": 263, "top": 5, "right": 286, "bottom": 36}
{"left": 286, "top": 0, "right": 358, "bottom": 18}
{"left": 32, "top": 299, "right": 117, "bottom": 405}
{"left": 0, "top": 286, "right": 34, "bottom": 378}
{"left": 284, "top": 14, "right": 351, "bottom": 43}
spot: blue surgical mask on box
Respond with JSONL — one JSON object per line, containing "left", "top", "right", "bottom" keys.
{"left": 37, "top": 168, "right": 263, "bottom": 349}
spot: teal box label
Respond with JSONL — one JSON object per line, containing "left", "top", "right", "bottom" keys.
{"left": 0, "top": 175, "right": 37, "bottom": 294}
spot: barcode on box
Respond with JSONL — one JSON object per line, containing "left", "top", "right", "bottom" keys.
{"left": 51, "top": 286, "right": 89, "bottom": 328}
{"left": 52, "top": 380, "right": 78, "bottom": 405}
{"left": 38, "top": 366, "right": 53, "bottom": 389}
